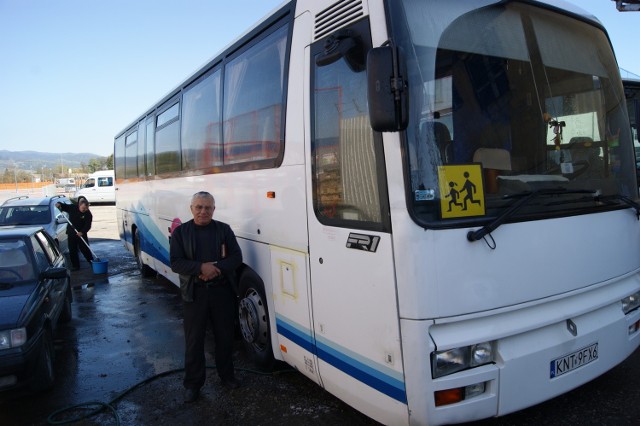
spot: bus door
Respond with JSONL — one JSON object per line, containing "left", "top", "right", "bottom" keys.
{"left": 305, "top": 19, "right": 406, "bottom": 406}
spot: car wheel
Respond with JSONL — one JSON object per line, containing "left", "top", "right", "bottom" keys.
{"left": 31, "top": 328, "right": 55, "bottom": 392}
{"left": 59, "top": 285, "right": 73, "bottom": 323}
{"left": 238, "top": 270, "right": 274, "bottom": 370}
{"left": 134, "top": 230, "right": 156, "bottom": 278}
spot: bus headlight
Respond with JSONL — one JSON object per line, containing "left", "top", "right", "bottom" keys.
{"left": 431, "top": 341, "right": 495, "bottom": 378}
{"left": 622, "top": 292, "right": 640, "bottom": 314}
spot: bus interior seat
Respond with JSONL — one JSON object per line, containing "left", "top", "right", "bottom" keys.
{"left": 473, "top": 148, "right": 512, "bottom": 171}
{"left": 568, "top": 136, "right": 596, "bottom": 162}
{"left": 473, "top": 148, "right": 512, "bottom": 193}
{"left": 567, "top": 136, "right": 603, "bottom": 177}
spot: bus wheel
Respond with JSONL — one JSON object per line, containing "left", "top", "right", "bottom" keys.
{"left": 238, "top": 272, "right": 274, "bottom": 370}
{"left": 134, "top": 230, "right": 155, "bottom": 278}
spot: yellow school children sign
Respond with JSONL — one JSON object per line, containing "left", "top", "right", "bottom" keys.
{"left": 438, "top": 164, "right": 485, "bottom": 218}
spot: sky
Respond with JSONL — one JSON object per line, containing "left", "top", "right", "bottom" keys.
{"left": 0, "top": 0, "right": 638, "bottom": 158}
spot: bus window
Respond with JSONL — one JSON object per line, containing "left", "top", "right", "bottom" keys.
{"left": 137, "top": 120, "right": 146, "bottom": 178}
{"left": 114, "top": 134, "right": 125, "bottom": 182}
{"left": 223, "top": 25, "right": 288, "bottom": 165}
{"left": 145, "top": 117, "right": 155, "bottom": 177}
{"left": 155, "top": 101, "right": 181, "bottom": 174}
{"left": 125, "top": 131, "right": 138, "bottom": 179}
{"left": 182, "top": 69, "right": 222, "bottom": 170}
{"left": 624, "top": 79, "right": 640, "bottom": 186}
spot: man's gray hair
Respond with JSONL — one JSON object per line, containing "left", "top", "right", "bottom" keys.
{"left": 191, "top": 191, "right": 215, "bottom": 205}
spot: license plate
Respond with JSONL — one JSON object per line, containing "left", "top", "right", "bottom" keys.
{"left": 550, "top": 342, "right": 598, "bottom": 379}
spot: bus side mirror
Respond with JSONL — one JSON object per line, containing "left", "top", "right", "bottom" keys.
{"left": 367, "top": 45, "right": 409, "bottom": 132}
{"left": 316, "top": 29, "right": 366, "bottom": 73}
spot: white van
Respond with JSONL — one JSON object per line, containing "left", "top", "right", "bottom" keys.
{"left": 73, "top": 170, "right": 115, "bottom": 204}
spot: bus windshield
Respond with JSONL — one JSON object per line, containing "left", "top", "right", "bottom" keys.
{"left": 624, "top": 78, "right": 640, "bottom": 185}
{"left": 390, "top": 1, "right": 637, "bottom": 225}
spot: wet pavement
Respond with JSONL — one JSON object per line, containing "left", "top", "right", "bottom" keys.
{"left": 0, "top": 235, "right": 378, "bottom": 426}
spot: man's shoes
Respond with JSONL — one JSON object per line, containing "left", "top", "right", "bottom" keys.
{"left": 221, "top": 377, "right": 241, "bottom": 390}
{"left": 183, "top": 387, "right": 200, "bottom": 403}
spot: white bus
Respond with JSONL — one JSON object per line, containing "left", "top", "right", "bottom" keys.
{"left": 114, "top": 1, "right": 640, "bottom": 424}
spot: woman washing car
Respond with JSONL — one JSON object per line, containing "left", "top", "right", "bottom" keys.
{"left": 56, "top": 198, "right": 93, "bottom": 270}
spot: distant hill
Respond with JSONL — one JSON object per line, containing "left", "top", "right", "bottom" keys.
{"left": 0, "top": 150, "right": 107, "bottom": 172}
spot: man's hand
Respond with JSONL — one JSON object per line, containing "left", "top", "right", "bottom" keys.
{"left": 199, "top": 261, "right": 221, "bottom": 281}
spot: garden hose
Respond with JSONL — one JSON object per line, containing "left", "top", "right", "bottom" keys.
{"left": 47, "top": 365, "right": 293, "bottom": 425}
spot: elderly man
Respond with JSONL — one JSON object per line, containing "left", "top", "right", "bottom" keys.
{"left": 169, "top": 191, "right": 243, "bottom": 403}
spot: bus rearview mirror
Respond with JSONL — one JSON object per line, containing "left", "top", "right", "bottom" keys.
{"left": 367, "top": 45, "right": 409, "bottom": 132}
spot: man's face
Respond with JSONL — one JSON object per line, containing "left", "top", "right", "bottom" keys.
{"left": 190, "top": 197, "right": 214, "bottom": 226}
{"left": 79, "top": 203, "right": 89, "bottom": 213}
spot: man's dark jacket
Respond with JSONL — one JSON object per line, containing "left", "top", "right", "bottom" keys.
{"left": 169, "top": 219, "right": 242, "bottom": 302}
{"left": 58, "top": 203, "right": 92, "bottom": 235}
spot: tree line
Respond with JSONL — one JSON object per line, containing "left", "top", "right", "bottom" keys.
{"left": 1, "top": 154, "right": 113, "bottom": 184}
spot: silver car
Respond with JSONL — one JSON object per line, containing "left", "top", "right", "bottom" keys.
{"left": 0, "top": 195, "right": 72, "bottom": 255}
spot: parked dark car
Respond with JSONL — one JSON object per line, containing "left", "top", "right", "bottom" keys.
{"left": 0, "top": 195, "right": 72, "bottom": 256}
{"left": 0, "top": 226, "right": 72, "bottom": 392}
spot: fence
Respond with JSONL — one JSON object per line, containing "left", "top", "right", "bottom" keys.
{"left": 0, "top": 182, "right": 61, "bottom": 202}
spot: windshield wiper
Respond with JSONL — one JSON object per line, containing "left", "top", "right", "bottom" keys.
{"left": 467, "top": 188, "right": 597, "bottom": 243}
{"left": 594, "top": 193, "right": 640, "bottom": 217}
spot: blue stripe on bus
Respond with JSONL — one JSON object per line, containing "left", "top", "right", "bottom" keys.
{"left": 276, "top": 314, "right": 407, "bottom": 404}
{"left": 132, "top": 207, "right": 170, "bottom": 265}
{"left": 276, "top": 316, "right": 315, "bottom": 352}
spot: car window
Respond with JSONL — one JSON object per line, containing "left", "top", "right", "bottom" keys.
{"left": 0, "top": 208, "right": 29, "bottom": 225}
{"left": 98, "top": 177, "right": 113, "bottom": 187}
{"left": 0, "top": 206, "right": 49, "bottom": 225}
{"left": 34, "top": 231, "right": 60, "bottom": 265}
{"left": 0, "top": 207, "right": 9, "bottom": 224}
{"left": 31, "top": 234, "right": 52, "bottom": 271}
{"left": 30, "top": 206, "right": 50, "bottom": 225}
{"left": 0, "top": 239, "right": 35, "bottom": 281}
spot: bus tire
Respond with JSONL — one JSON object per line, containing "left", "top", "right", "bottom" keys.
{"left": 134, "top": 230, "right": 156, "bottom": 278}
{"left": 238, "top": 270, "right": 274, "bottom": 370}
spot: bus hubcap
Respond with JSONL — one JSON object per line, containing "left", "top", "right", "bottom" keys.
{"left": 239, "top": 289, "right": 267, "bottom": 347}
